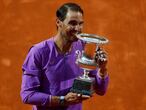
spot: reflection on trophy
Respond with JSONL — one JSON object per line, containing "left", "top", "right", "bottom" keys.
{"left": 70, "top": 33, "right": 109, "bottom": 96}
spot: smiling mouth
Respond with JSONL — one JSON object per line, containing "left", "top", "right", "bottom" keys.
{"left": 72, "top": 31, "right": 81, "bottom": 36}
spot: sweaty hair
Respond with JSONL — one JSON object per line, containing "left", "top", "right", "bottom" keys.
{"left": 56, "top": 2, "right": 83, "bottom": 21}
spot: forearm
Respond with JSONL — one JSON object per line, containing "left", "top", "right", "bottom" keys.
{"left": 21, "top": 90, "right": 67, "bottom": 107}
{"left": 94, "top": 70, "right": 109, "bottom": 95}
{"left": 21, "top": 90, "right": 51, "bottom": 106}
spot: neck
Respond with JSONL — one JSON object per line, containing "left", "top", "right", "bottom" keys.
{"left": 54, "top": 33, "right": 72, "bottom": 54}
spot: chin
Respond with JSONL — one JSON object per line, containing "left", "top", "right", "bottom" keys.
{"left": 70, "top": 35, "right": 78, "bottom": 42}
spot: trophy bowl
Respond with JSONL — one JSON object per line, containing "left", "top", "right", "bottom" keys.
{"left": 76, "top": 33, "right": 109, "bottom": 70}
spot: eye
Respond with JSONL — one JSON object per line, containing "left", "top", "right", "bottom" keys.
{"left": 68, "top": 20, "right": 78, "bottom": 26}
{"left": 79, "top": 22, "right": 84, "bottom": 26}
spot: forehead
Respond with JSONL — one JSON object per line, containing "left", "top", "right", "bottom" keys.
{"left": 64, "top": 10, "right": 83, "bottom": 21}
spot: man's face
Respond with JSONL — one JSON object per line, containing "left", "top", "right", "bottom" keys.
{"left": 59, "top": 10, "right": 84, "bottom": 42}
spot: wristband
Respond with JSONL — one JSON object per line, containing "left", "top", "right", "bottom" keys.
{"left": 59, "top": 96, "right": 65, "bottom": 106}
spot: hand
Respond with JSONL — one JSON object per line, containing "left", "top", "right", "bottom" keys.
{"left": 95, "top": 47, "right": 108, "bottom": 75}
{"left": 64, "top": 92, "right": 90, "bottom": 105}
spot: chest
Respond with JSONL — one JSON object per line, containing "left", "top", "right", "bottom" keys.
{"left": 43, "top": 54, "right": 82, "bottom": 82}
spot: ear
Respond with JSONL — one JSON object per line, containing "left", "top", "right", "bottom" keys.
{"left": 56, "top": 18, "right": 62, "bottom": 29}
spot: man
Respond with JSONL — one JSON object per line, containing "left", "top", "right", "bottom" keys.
{"left": 20, "top": 2, "right": 109, "bottom": 110}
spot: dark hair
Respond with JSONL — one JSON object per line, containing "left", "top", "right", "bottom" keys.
{"left": 56, "top": 3, "right": 83, "bottom": 21}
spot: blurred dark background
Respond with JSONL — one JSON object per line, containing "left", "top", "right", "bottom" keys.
{"left": 0, "top": 0, "right": 146, "bottom": 110}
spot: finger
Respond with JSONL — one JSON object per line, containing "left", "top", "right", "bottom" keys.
{"left": 81, "top": 95, "right": 90, "bottom": 98}
{"left": 96, "top": 53, "right": 107, "bottom": 61}
{"left": 96, "top": 52, "right": 107, "bottom": 59}
{"left": 70, "top": 92, "right": 78, "bottom": 96}
{"left": 77, "top": 94, "right": 90, "bottom": 99}
{"left": 99, "top": 58, "right": 107, "bottom": 62}
{"left": 95, "top": 46, "right": 101, "bottom": 51}
{"left": 100, "top": 53, "right": 107, "bottom": 58}
{"left": 99, "top": 51, "right": 107, "bottom": 58}
{"left": 96, "top": 46, "right": 106, "bottom": 52}
{"left": 74, "top": 99, "right": 81, "bottom": 104}
{"left": 97, "top": 50, "right": 107, "bottom": 55}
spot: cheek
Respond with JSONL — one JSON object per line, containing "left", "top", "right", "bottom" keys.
{"left": 66, "top": 27, "right": 73, "bottom": 35}
{"left": 66, "top": 30, "right": 72, "bottom": 36}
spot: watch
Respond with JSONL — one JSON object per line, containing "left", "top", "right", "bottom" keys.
{"left": 59, "top": 96, "right": 65, "bottom": 106}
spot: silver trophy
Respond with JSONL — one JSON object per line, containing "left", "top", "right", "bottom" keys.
{"left": 70, "top": 33, "right": 109, "bottom": 96}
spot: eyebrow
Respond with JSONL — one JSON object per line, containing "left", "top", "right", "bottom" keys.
{"left": 68, "top": 20, "right": 84, "bottom": 24}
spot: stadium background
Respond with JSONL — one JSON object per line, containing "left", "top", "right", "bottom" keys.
{"left": 0, "top": 0, "right": 146, "bottom": 110}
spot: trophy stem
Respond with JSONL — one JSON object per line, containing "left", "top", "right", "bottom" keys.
{"left": 79, "top": 69, "right": 91, "bottom": 80}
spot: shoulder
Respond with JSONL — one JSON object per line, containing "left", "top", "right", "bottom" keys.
{"left": 26, "top": 37, "right": 54, "bottom": 57}
{"left": 25, "top": 38, "right": 54, "bottom": 60}
{"left": 23, "top": 38, "right": 54, "bottom": 66}
{"left": 33, "top": 38, "right": 53, "bottom": 52}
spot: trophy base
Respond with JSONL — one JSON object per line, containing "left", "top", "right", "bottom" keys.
{"left": 70, "top": 77, "right": 95, "bottom": 96}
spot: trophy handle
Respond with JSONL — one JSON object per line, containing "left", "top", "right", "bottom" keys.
{"left": 75, "top": 50, "right": 81, "bottom": 64}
